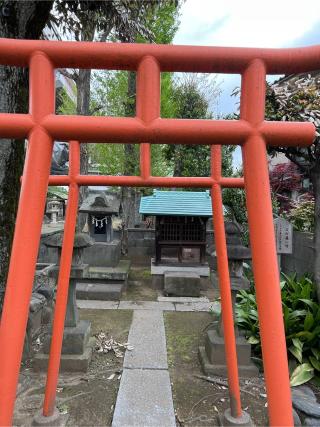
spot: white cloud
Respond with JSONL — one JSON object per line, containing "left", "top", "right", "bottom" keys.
{"left": 174, "top": 1, "right": 320, "bottom": 168}
{"left": 174, "top": 0, "right": 320, "bottom": 48}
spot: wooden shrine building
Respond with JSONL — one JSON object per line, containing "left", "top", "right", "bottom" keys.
{"left": 140, "top": 190, "right": 212, "bottom": 265}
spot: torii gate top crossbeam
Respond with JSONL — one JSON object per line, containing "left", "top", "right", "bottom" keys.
{"left": 0, "top": 38, "right": 319, "bottom": 74}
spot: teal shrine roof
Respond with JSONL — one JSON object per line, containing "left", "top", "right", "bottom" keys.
{"left": 139, "top": 190, "right": 212, "bottom": 217}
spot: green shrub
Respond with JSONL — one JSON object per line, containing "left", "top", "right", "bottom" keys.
{"left": 287, "top": 198, "right": 315, "bottom": 232}
{"left": 236, "top": 272, "right": 320, "bottom": 386}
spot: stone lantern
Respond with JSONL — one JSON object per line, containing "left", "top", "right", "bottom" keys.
{"left": 34, "top": 232, "right": 95, "bottom": 373}
{"left": 46, "top": 197, "right": 60, "bottom": 224}
{"left": 199, "top": 222, "right": 258, "bottom": 378}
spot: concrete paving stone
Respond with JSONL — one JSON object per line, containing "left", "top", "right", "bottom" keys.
{"left": 112, "top": 369, "right": 176, "bottom": 427}
{"left": 174, "top": 301, "right": 213, "bottom": 312}
{"left": 118, "top": 300, "right": 175, "bottom": 311}
{"left": 124, "top": 310, "right": 168, "bottom": 369}
{"left": 77, "top": 300, "right": 119, "bottom": 310}
{"left": 158, "top": 295, "right": 209, "bottom": 303}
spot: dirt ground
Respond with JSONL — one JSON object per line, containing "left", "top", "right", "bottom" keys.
{"left": 14, "top": 309, "right": 133, "bottom": 426}
{"left": 122, "top": 267, "right": 158, "bottom": 301}
{"left": 164, "top": 311, "right": 269, "bottom": 426}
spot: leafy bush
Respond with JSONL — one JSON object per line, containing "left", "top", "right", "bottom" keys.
{"left": 287, "top": 198, "right": 315, "bottom": 232}
{"left": 236, "top": 272, "right": 320, "bottom": 386}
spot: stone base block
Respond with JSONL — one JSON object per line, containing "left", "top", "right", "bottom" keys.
{"left": 205, "top": 330, "right": 253, "bottom": 366}
{"left": 85, "top": 260, "right": 130, "bottom": 287}
{"left": 164, "top": 271, "right": 201, "bottom": 297}
{"left": 33, "top": 338, "right": 95, "bottom": 373}
{"left": 32, "top": 408, "right": 68, "bottom": 427}
{"left": 198, "top": 346, "right": 259, "bottom": 378}
{"left": 43, "top": 320, "right": 91, "bottom": 354}
{"left": 151, "top": 260, "right": 210, "bottom": 293}
{"left": 83, "top": 240, "right": 121, "bottom": 267}
{"left": 76, "top": 282, "right": 123, "bottom": 301}
{"left": 218, "top": 409, "right": 254, "bottom": 426}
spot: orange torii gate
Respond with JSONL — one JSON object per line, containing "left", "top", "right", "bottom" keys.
{"left": 0, "top": 38, "right": 317, "bottom": 426}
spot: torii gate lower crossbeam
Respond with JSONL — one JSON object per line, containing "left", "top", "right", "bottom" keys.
{"left": 0, "top": 38, "right": 317, "bottom": 427}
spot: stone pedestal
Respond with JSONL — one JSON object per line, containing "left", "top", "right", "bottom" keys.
{"left": 199, "top": 329, "right": 258, "bottom": 378}
{"left": 33, "top": 234, "right": 94, "bottom": 373}
{"left": 199, "top": 222, "right": 259, "bottom": 378}
{"left": 34, "top": 277, "right": 94, "bottom": 373}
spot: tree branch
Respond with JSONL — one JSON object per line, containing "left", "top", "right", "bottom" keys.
{"left": 90, "top": 105, "right": 104, "bottom": 115}
{"left": 59, "top": 68, "right": 79, "bottom": 83}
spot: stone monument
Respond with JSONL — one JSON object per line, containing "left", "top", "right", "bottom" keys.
{"left": 79, "top": 191, "right": 121, "bottom": 267}
{"left": 199, "top": 222, "right": 259, "bottom": 377}
{"left": 33, "top": 232, "right": 95, "bottom": 372}
{"left": 75, "top": 191, "right": 130, "bottom": 300}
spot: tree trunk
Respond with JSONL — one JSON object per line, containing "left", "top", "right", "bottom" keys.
{"left": 76, "top": 20, "right": 95, "bottom": 230}
{"left": 311, "top": 168, "right": 320, "bottom": 301}
{"left": 121, "top": 71, "right": 137, "bottom": 254}
{"left": 173, "top": 145, "right": 183, "bottom": 177}
{"left": 0, "top": 1, "right": 53, "bottom": 308}
{"left": 76, "top": 68, "right": 92, "bottom": 230}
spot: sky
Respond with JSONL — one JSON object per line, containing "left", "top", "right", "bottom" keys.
{"left": 173, "top": 0, "right": 320, "bottom": 166}
{"left": 173, "top": 0, "right": 320, "bottom": 116}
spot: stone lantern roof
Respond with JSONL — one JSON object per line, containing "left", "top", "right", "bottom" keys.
{"left": 44, "top": 232, "right": 94, "bottom": 249}
{"left": 79, "top": 193, "right": 120, "bottom": 215}
{"left": 225, "top": 222, "right": 251, "bottom": 260}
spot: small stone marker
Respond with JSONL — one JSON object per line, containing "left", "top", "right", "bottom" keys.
{"left": 274, "top": 217, "right": 293, "bottom": 254}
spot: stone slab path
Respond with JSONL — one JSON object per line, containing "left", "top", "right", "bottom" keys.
{"left": 78, "top": 295, "right": 220, "bottom": 426}
{"left": 112, "top": 310, "right": 175, "bottom": 427}
{"left": 124, "top": 311, "right": 168, "bottom": 370}
{"left": 77, "top": 299, "right": 218, "bottom": 312}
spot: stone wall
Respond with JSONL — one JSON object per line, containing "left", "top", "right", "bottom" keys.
{"left": 281, "top": 231, "right": 314, "bottom": 277}
{"left": 127, "top": 228, "right": 155, "bottom": 265}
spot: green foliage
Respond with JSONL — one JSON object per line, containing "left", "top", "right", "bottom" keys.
{"left": 47, "top": 186, "right": 68, "bottom": 199}
{"left": 164, "top": 73, "right": 224, "bottom": 180}
{"left": 236, "top": 272, "right": 320, "bottom": 385}
{"left": 52, "top": 0, "right": 164, "bottom": 42}
{"left": 56, "top": 87, "right": 76, "bottom": 115}
{"left": 223, "top": 169, "right": 247, "bottom": 225}
{"left": 136, "top": 0, "right": 181, "bottom": 45}
{"left": 89, "top": 1, "right": 181, "bottom": 179}
{"left": 286, "top": 198, "right": 315, "bottom": 232}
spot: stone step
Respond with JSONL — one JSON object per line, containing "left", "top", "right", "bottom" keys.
{"left": 76, "top": 282, "right": 123, "bottom": 301}
{"left": 164, "top": 271, "right": 201, "bottom": 297}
